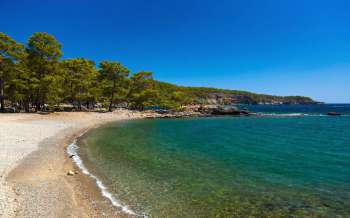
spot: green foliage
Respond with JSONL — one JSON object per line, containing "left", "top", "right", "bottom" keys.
{"left": 27, "top": 32, "right": 62, "bottom": 61}
{"left": 152, "top": 81, "right": 316, "bottom": 105}
{"left": 0, "top": 32, "right": 25, "bottom": 61}
{"left": 128, "top": 71, "right": 160, "bottom": 109}
{"left": 99, "top": 61, "right": 130, "bottom": 111}
{"left": 0, "top": 32, "right": 26, "bottom": 110}
{"left": 26, "top": 32, "right": 63, "bottom": 110}
{"left": 62, "top": 58, "right": 98, "bottom": 109}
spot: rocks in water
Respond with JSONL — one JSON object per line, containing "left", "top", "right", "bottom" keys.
{"left": 200, "top": 105, "right": 251, "bottom": 116}
{"left": 143, "top": 105, "right": 252, "bottom": 119}
{"left": 240, "top": 109, "right": 250, "bottom": 115}
{"left": 327, "top": 112, "right": 341, "bottom": 116}
{"left": 149, "top": 110, "right": 204, "bottom": 119}
{"left": 69, "top": 154, "right": 75, "bottom": 158}
{"left": 212, "top": 106, "right": 241, "bottom": 115}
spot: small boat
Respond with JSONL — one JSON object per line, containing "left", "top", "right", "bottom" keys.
{"left": 327, "top": 112, "right": 341, "bottom": 116}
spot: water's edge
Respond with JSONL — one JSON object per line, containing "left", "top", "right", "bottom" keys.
{"left": 67, "top": 132, "right": 139, "bottom": 216}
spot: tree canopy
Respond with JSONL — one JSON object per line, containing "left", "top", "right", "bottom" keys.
{"left": 26, "top": 32, "right": 63, "bottom": 110}
{"left": 0, "top": 32, "right": 25, "bottom": 110}
{"left": 99, "top": 61, "right": 130, "bottom": 111}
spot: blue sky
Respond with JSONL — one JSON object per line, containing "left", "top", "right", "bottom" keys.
{"left": 1, "top": 0, "right": 349, "bottom": 103}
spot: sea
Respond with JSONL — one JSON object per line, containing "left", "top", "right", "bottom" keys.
{"left": 70, "top": 104, "right": 350, "bottom": 217}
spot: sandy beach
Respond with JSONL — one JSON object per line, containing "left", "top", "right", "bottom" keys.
{"left": 0, "top": 110, "right": 153, "bottom": 218}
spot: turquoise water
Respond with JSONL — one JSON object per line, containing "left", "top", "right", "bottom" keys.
{"left": 79, "top": 105, "right": 350, "bottom": 217}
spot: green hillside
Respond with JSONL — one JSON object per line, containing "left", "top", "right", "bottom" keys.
{"left": 154, "top": 81, "right": 317, "bottom": 107}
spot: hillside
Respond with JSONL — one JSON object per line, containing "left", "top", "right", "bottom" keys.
{"left": 155, "top": 81, "right": 318, "bottom": 106}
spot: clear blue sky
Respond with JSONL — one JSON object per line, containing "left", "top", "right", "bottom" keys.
{"left": 1, "top": 0, "right": 349, "bottom": 103}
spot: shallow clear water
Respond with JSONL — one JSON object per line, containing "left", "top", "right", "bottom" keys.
{"left": 79, "top": 105, "right": 350, "bottom": 217}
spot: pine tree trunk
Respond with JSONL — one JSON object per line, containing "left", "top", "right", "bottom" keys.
{"left": 35, "top": 102, "right": 40, "bottom": 112}
{"left": 70, "top": 82, "right": 74, "bottom": 105}
{"left": 109, "top": 95, "right": 114, "bottom": 112}
{"left": 109, "top": 78, "right": 116, "bottom": 112}
{"left": 24, "top": 100, "right": 30, "bottom": 112}
{"left": 35, "top": 91, "right": 41, "bottom": 112}
{"left": 0, "top": 77, "right": 4, "bottom": 111}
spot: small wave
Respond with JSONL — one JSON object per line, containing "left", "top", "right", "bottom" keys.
{"left": 67, "top": 137, "right": 140, "bottom": 217}
{"left": 307, "top": 114, "right": 350, "bottom": 117}
{"left": 330, "top": 105, "right": 350, "bottom": 108}
{"left": 256, "top": 113, "right": 350, "bottom": 117}
{"left": 256, "top": 113, "right": 307, "bottom": 117}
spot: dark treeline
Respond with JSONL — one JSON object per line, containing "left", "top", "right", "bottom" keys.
{"left": 0, "top": 32, "right": 316, "bottom": 113}
{"left": 0, "top": 32, "right": 193, "bottom": 112}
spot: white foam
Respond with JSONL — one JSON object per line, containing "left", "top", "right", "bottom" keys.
{"left": 257, "top": 113, "right": 306, "bottom": 117}
{"left": 67, "top": 136, "right": 139, "bottom": 216}
{"left": 256, "top": 113, "right": 350, "bottom": 117}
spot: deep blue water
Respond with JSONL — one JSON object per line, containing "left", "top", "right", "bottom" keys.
{"left": 79, "top": 104, "right": 350, "bottom": 217}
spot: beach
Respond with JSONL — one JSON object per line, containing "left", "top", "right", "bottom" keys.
{"left": 1, "top": 106, "right": 349, "bottom": 217}
{"left": 0, "top": 110, "right": 153, "bottom": 218}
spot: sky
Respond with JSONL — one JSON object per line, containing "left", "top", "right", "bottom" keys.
{"left": 1, "top": 0, "right": 349, "bottom": 103}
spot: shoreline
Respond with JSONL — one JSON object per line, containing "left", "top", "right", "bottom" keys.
{"left": 1, "top": 110, "right": 156, "bottom": 217}
{"left": 67, "top": 134, "right": 138, "bottom": 216}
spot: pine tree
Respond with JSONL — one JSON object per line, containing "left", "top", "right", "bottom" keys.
{"left": 99, "top": 61, "right": 130, "bottom": 111}
{"left": 26, "top": 32, "right": 63, "bottom": 111}
{"left": 128, "top": 71, "right": 159, "bottom": 110}
{"left": 0, "top": 32, "right": 25, "bottom": 111}
{"left": 62, "top": 58, "right": 98, "bottom": 110}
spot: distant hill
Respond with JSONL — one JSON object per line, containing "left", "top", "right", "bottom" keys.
{"left": 155, "top": 81, "right": 318, "bottom": 105}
